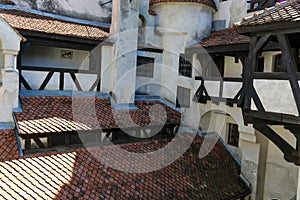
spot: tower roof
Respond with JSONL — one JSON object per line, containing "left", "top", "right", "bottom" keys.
{"left": 150, "top": 0, "right": 216, "bottom": 10}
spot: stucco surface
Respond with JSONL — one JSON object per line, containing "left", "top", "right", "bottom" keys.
{"left": 12, "top": 0, "right": 112, "bottom": 22}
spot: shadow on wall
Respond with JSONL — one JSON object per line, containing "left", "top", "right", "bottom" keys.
{"left": 12, "top": 0, "right": 112, "bottom": 22}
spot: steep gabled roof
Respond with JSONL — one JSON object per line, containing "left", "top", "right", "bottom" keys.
{"left": 0, "top": 133, "right": 251, "bottom": 199}
{"left": 0, "top": 9, "right": 109, "bottom": 41}
{"left": 150, "top": 0, "right": 217, "bottom": 10}
{"left": 15, "top": 96, "right": 181, "bottom": 137}
{"left": 198, "top": 28, "right": 250, "bottom": 48}
{"left": 236, "top": 0, "right": 300, "bottom": 27}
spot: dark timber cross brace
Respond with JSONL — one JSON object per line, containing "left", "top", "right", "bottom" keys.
{"left": 239, "top": 24, "right": 300, "bottom": 165}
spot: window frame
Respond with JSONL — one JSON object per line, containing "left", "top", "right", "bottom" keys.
{"left": 178, "top": 54, "right": 193, "bottom": 78}
{"left": 176, "top": 86, "right": 191, "bottom": 108}
{"left": 136, "top": 56, "right": 155, "bottom": 78}
{"left": 227, "top": 123, "right": 239, "bottom": 147}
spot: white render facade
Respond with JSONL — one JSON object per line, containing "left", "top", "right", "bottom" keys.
{"left": 0, "top": 0, "right": 299, "bottom": 199}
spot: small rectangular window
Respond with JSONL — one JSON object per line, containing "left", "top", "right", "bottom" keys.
{"left": 176, "top": 86, "right": 190, "bottom": 108}
{"left": 179, "top": 54, "right": 192, "bottom": 78}
{"left": 136, "top": 56, "right": 154, "bottom": 77}
{"left": 227, "top": 123, "right": 239, "bottom": 147}
{"left": 273, "top": 54, "right": 285, "bottom": 72}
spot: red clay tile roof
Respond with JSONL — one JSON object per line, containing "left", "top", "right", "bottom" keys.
{"left": 236, "top": 0, "right": 300, "bottom": 27}
{"left": 0, "top": 0, "right": 15, "bottom": 5}
{"left": 0, "top": 134, "right": 251, "bottom": 199}
{"left": 0, "top": 9, "right": 109, "bottom": 40}
{"left": 0, "top": 129, "right": 20, "bottom": 162}
{"left": 14, "top": 96, "right": 181, "bottom": 137}
{"left": 150, "top": 0, "right": 217, "bottom": 10}
{"left": 189, "top": 28, "right": 250, "bottom": 48}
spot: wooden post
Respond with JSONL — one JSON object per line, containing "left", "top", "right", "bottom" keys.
{"left": 277, "top": 34, "right": 300, "bottom": 115}
{"left": 25, "top": 139, "right": 31, "bottom": 150}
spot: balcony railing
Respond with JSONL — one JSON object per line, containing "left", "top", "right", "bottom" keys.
{"left": 194, "top": 76, "right": 243, "bottom": 107}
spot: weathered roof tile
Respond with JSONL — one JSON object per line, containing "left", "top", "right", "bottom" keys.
{"left": 0, "top": 129, "right": 20, "bottom": 161}
{"left": 0, "top": 134, "right": 251, "bottom": 199}
{"left": 236, "top": 0, "right": 300, "bottom": 27}
{"left": 0, "top": 9, "right": 109, "bottom": 40}
{"left": 15, "top": 96, "right": 181, "bottom": 137}
{"left": 190, "top": 28, "right": 250, "bottom": 48}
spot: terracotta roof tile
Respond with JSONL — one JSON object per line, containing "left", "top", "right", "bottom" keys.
{"left": 189, "top": 28, "right": 250, "bottom": 48}
{"left": 150, "top": 0, "right": 217, "bottom": 10}
{"left": 0, "top": 129, "right": 20, "bottom": 161}
{"left": 0, "top": 134, "right": 251, "bottom": 199}
{"left": 236, "top": 0, "right": 300, "bottom": 27}
{"left": 0, "top": 9, "right": 109, "bottom": 40}
{"left": 14, "top": 96, "right": 181, "bottom": 137}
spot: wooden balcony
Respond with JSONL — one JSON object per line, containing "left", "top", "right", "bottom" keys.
{"left": 194, "top": 76, "right": 243, "bottom": 107}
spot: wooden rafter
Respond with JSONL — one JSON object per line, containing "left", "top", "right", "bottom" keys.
{"left": 253, "top": 122, "right": 298, "bottom": 163}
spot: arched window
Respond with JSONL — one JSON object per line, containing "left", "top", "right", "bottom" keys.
{"left": 138, "top": 15, "right": 146, "bottom": 44}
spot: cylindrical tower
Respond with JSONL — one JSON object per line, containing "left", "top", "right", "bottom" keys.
{"left": 150, "top": 0, "right": 216, "bottom": 41}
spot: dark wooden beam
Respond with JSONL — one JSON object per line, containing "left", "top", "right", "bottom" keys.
{"left": 19, "top": 30, "right": 104, "bottom": 51}
{"left": 20, "top": 73, "right": 32, "bottom": 90}
{"left": 277, "top": 34, "right": 300, "bottom": 115}
{"left": 251, "top": 85, "right": 265, "bottom": 111}
{"left": 20, "top": 65, "right": 96, "bottom": 74}
{"left": 244, "top": 36, "right": 258, "bottom": 111}
{"left": 253, "top": 121, "right": 298, "bottom": 163}
{"left": 69, "top": 72, "right": 83, "bottom": 91}
{"left": 254, "top": 72, "right": 300, "bottom": 80}
{"left": 244, "top": 110, "right": 300, "bottom": 126}
{"left": 238, "top": 21, "right": 300, "bottom": 36}
{"left": 254, "top": 34, "right": 272, "bottom": 54}
{"left": 25, "top": 139, "right": 31, "bottom": 150}
{"left": 59, "top": 72, "right": 64, "bottom": 91}
{"left": 39, "top": 71, "right": 54, "bottom": 90}
{"left": 33, "top": 138, "right": 45, "bottom": 148}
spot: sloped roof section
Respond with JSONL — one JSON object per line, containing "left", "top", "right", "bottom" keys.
{"left": 15, "top": 96, "right": 181, "bottom": 137}
{"left": 190, "top": 28, "right": 250, "bottom": 48}
{"left": 0, "top": 130, "right": 20, "bottom": 161}
{"left": 0, "top": 134, "right": 251, "bottom": 199}
{"left": 0, "top": 9, "right": 109, "bottom": 40}
{"left": 150, "top": 0, "right": 217, "bottom": 10}
{"left": 236, "top": 0, "right": 300, "bottom": 27}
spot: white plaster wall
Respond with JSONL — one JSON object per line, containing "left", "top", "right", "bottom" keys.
{"left": 100, "top": 45, "right": 113, "bottom": 93}
{"left": 224, "top": 56, "right": 243, "bottom": 77}
{"left": 253, "top": 80, "right": 299, "bottom": 116}
{"left": 135, "top": 50, "right": 162, "bottom": 96}
{"left": 20, "top": 45, "right": 97, "bottom": 91}
{"left": 0, "top": 18, "right": 22, "bottom": 123}
{"left": 21, "top": 71, "right": 98, "bottom": 91}
{"left": 159, "top": 32, "right": 187, "bottom": 104}
{"left": 263, "top": 125, "right": 298, "bottom": 200}
{"left": 151, "top": 3, "right": 213, "bottom": 42}
{"left": 109, "top": 0, "right": 140, "bottom": 105}
{"left": 213, "top": 0, "right": 247, "bottom": 28}
{"left": 22, "top": 45, "right": 90, "bottom": 70}
{"left": 262, "top": 51, "right": 281, "bottom": 72}
{"left": 13, "top": 0, "right": 112, "bottom": 22}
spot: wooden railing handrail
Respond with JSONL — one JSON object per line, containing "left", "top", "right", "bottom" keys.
{"left": 195, "top": 76, "right": 243, "bottom": 82}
